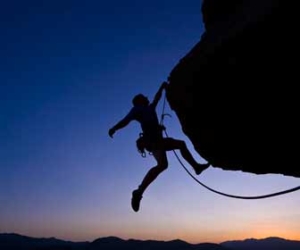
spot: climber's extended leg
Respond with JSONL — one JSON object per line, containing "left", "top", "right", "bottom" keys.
{"left": 162, "top": 137, "right": 209, "bottom": 175}
{"left": 131, "top": 149, "right": 168, "bottom": 212}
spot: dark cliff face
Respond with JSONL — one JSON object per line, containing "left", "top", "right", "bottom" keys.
{"left": 167, "top": 0, "right": 299, "bottom": 178}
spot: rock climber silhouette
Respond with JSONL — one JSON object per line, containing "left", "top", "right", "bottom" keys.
{"left": 108, "top": 81, "right": 210, "bottom": 212}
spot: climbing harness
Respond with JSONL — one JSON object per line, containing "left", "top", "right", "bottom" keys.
{"left": 136, "top": 133, "right": 147, "bottom": 158}
{"left": 158, "top": 87, "right": 300, "bottom": 199}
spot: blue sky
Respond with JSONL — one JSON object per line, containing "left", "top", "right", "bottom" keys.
{"left": 1, "top": 0, "right": 299, "bottom": 244}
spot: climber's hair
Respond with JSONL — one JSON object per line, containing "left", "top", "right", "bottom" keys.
{"left": 132, "top": 94, "right": 147, "bottom": 107}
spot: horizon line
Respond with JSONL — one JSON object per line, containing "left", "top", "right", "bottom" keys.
{"left": 1, "top": 232, "right": 299, "bottom": 245}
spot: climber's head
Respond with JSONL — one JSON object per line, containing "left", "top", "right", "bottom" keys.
{"left": 132, "top": 94, "right": 149, "bottom": 107}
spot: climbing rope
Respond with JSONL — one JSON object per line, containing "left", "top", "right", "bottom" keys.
{"left": 160, "top": 89, "right": 300, "bottom": 199}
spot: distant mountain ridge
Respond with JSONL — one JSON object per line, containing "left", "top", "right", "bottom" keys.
{"left": 91, "top": 236, "right": 226, "bottom": 250}
{"left": 0, "top": 233, "right": 88, "bottom": 249}
{"left": 1, "top": 233, "right": 300, "bottom": 250}
{"left": 221, "top": 236, "right": 300, "bottom": 250}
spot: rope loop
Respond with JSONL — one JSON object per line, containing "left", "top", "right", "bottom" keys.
{"left": 160, "top": 89, "right": 300, "bottom": 199}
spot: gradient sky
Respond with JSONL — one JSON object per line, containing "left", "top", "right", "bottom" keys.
{"left": 1, "top": 0, "right": 299, "bottom": 244}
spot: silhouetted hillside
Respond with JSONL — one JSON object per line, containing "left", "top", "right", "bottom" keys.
{"left": 1, "top": 233, "right": 300, "bottom": 250}
{"left": 0, "top": 233, "right": 88, "bottom": 250}
{"left": 221, "top": 237, "right": 300, "bottom": 250}
{"left": 90, "top": 237, "right": 226, "bottom": 250}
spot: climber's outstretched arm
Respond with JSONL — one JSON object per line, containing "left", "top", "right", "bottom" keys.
{"left": 151, "top": 81, "right": 168, "bottom": 108}
{"left": 108, "top": 116, "right": 132, "bottom": 138}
